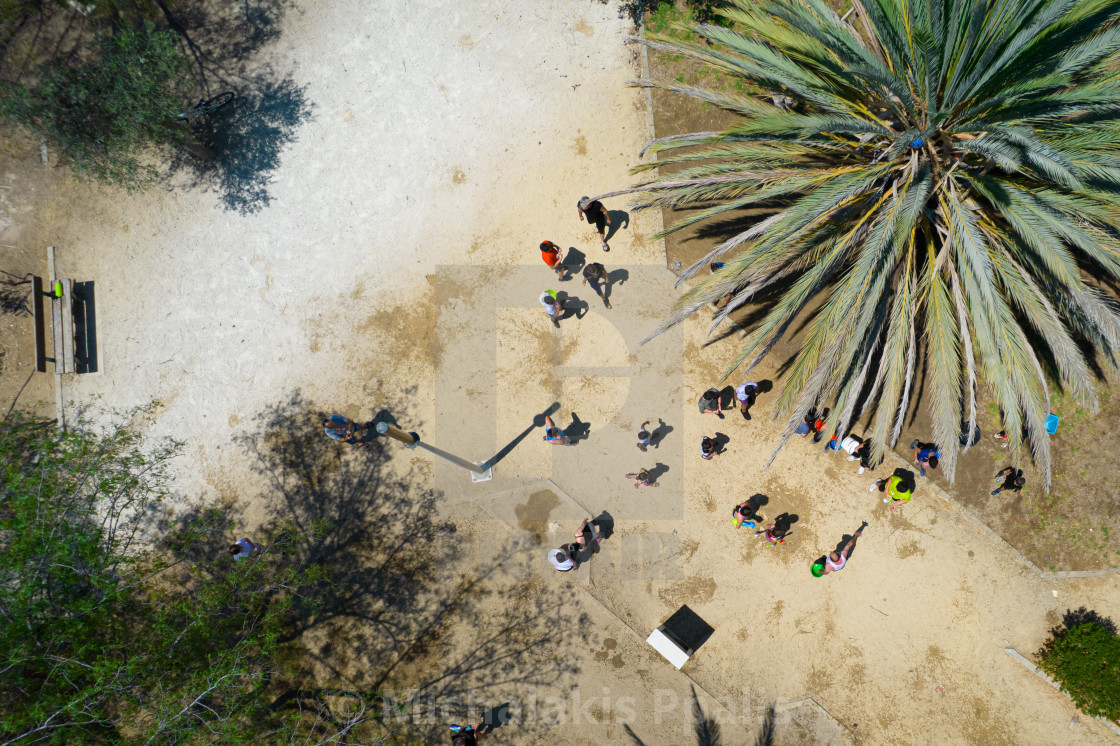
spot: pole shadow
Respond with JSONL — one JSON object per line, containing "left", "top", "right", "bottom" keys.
{"left": 485, "top": 403, "right": 560, "bottom": 467}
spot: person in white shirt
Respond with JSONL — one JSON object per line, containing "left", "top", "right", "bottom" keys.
{"left": 229, "top": 537, "right": 262, "bottom": 561}
{"left": 735, "top": 381, "right": 758, "bottom": 420}
{"left": 547, "top": 518, "right": 600, "bottom": 572}
{"left": 539, "top": 291, "right": 563, "bottom": 328}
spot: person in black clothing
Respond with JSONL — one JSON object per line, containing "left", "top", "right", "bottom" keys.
{"left": 992, "top": 467, "right": 1025, "bottom": 495}
{"left": 578, "top": 196, "right": 612, "bottom": 251}
{"left": 582, "top": 262, "right": 611, "bottom": 308}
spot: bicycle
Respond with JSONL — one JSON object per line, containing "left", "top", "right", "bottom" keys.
{"left": 177, "top": 91, "right": 235, "bottom": 120}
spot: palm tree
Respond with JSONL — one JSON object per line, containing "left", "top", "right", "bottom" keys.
{"left": 608, "top": 0, "right": 1120, "bottom": 486}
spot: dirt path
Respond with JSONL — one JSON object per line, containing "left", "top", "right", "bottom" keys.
{"left": 1, "top": 1, "right": 1117, "bottom": 744}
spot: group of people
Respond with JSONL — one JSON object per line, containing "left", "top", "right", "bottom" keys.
{"left": 538, "top": 197, "right": 616, "bottom": 325}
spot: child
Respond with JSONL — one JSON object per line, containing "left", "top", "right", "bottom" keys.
{"left": 700, "top": 436, "right": 718, "bottom": 460}
{"left": 625, "top": 469, "right": 659, "bottom": 488}
{"left": 539, "top": 240, "right": 568, "bottom": 280}
{"left": 755, "top": 513, "right": 792, "bottom": 545}
{"left": 909, "top": 440, "right": 941, "bottom": 477}
{"left": 542, "top": 415, "right": 571, "bottom": 445}
{"left": 637, "top": 421, "right": 652, "bottom": 452}
{"left": 732, "top": 495, "right": 762, "bottom": 528}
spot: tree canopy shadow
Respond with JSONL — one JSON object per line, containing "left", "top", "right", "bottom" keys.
{"left": 160, "top": 389, "right": 587, "bottom": 740}
{"left": 170, "top": 75, "right": 313, "bottom": 214}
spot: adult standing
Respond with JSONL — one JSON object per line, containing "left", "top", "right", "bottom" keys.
{"left": 735, "top": 381, "right": 758, "bottom": 420}
{"left": 539, "top": 290, "right": 563, "bottom": 328}
{"left": 322, "top": 415, "right": 370, "bottom": 449}
{"left": 577, "top": 196, "right": 611, "bottom": 251}
{"left": 582, "top": 262, "right": 611, "bottom": 309}
{"left": 698, "top": 388, "right": 723, "bottom": 417}
{"left": 539, "top": 241, "right": 568, "bottom": 280}
{"left": 872, "top": 474, "right": 913, "bottom": 509}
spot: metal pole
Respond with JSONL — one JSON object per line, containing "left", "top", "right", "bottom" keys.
{"left": 375, "top": 422, "right": 493, "bottom": 481}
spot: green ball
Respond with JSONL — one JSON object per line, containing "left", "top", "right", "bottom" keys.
{"left": 810, "top": 563, "right": 824, "bottom": 578}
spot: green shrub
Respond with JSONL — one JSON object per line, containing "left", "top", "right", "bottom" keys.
{"left": 1038, "top": 607, "right": 1120, "bottom": 720}
{"left": 0, "top": 23, "right": 189, "bottom": 190}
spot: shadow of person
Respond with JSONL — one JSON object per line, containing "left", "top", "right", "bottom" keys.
{"left": 556, "top": 292, "right": 589, "bottom": 320}
{"left": 713, "top": 432, "right": 731, "bottom": 453}
{"left": 607, "top": 268, "right": 629, "bottom": 286}
{"left": 832, "top": 521, "right": 868, "bottom": 559}
{"left": 757, "top": 379, "right": 775, "bottom": 394}
{"left": 647, "top": 462, "right": 670, "bottom": 482}
{"left": 744, "top": 493, "right": 768, "bottom": 520}
{"left": 482, "top": 702, "right": 512, "bottom": 730}
{"left": 564, "top": 247, "right": 587, "bottom": 276}
{"left": 605, "top": 209, "right": 630, "bottom": 241}
{"left": 592, "top": 511, "right": 614, "bottom": 541}
{"left": 719, "top": 385, "right": 736, "bottom": 411}
{"left": 651, "top": 418, "right": 673, "bottom": 448}
{"left": 564, "top": 412, "right": 592, "bottom": 441}
{"left": 892, "top": 467, "right": 917, "bottom": 491}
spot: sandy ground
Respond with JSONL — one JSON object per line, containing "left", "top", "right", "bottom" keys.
{"left": 1, "top": 1, "right": 1119, "bottom": 743}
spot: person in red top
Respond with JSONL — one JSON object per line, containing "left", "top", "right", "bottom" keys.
{"left": 540, "top": 240, "right": 568, "bottom": 280}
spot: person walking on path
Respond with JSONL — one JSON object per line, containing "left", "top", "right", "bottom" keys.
{"left": 450, "top": 722, "right": 494, "bottom": 745}
{"left": 542, "top": 415, "right": 572, "bottom": 445}
{"left": 700, "top": 435, "right": 720, "bottom": 460}
{"left": 755, "top": 513, "right": 792, "bottom": 545}
{"left": 582, "top": 262, "right": 611, "bottom": 309}
{"left": 540, "top": 241, "right": 569, "bottom": 280}
{"left": 872, "top": 474, "right": 913, "bottom": 509}
{"left": 910, "top": 440, "right": 940, "bottom": 477}
{"left": 812, "top": 522, "right": 867, "bottom": 577}
{"left": 637, "top": 421, "right": 652, "bottom": 452}
{"left": 229, "top": 537, "right": 262, "bottom": 561}
{"left": 539, "top": 290, "right": 563, "bottom": 328}
{"left": 735, "top": 381, "right": 758, "bottom": 420}
{"left": 992, "top": 466, "right": 1025, "bottom": 495}
{"left": 698, "top": 388, "right": 723, "bottom": 417}
{"left": 577, "top": 196, "right": 611, "bottom": 251}
{"left": 626, "top": 468, "right": 659, "bottom": 488}
{"left": 323, "top": 415, "right": 370, "bottom": 449}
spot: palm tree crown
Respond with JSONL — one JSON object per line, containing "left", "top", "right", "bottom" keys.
{"left": 616, "top": 0, "right": 1120, "bottom": 485}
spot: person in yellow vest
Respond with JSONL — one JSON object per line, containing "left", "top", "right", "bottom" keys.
{"left": 871, "top": 474, "right": 913, "bottom": 510}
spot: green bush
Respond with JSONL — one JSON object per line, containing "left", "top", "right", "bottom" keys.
{"left": 1038, "top": 608, "right": 1120, "bottom": 721}
{"left": 0, "top": 23, "right": 189, "bottom": 190}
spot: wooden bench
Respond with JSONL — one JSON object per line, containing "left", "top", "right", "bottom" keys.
{"left": 30, "top": 275, "right": 76, "bottom": 374}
